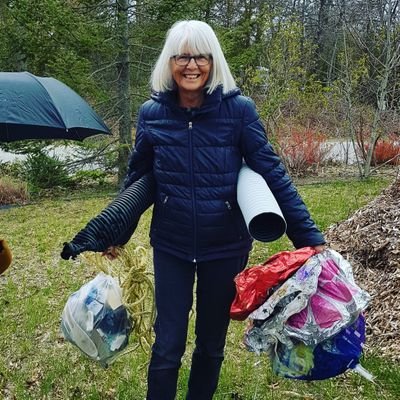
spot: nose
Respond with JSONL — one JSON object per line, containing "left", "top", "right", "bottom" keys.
{"left": 186, "top": 57, "right": 197, "bottom": 67}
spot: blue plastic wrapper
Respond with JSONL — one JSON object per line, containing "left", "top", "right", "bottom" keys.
{"left": 271, "top": 314, "right": 367, "bottom": 380}
{"left": 61, "top": 273, "right": 133, "bottom": 367}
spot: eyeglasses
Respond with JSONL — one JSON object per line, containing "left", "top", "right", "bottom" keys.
{"left": 171, "top": 54, "right": 212, "bottom": 67}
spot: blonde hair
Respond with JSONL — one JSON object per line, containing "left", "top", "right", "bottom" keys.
{"left": 151, "top": 20, "right": 237, "bottom": 94}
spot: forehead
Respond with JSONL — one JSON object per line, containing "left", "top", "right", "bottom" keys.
{"left": 174, "top": 37, "right": 211, "bottom": 56}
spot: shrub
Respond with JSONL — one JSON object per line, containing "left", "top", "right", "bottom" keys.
{"left": 274, "top": 127, "right": 332, "bottom": 176}
{"left": 22, "top": 151, "right": 71, "bottom": 194}
{"left": 0, "top": 176, "right": 29, "bottom": 205}
{"left": 0, "top": 161, "right": 25, "bottom": 180}
{"left": 371, "top": 134, "right": 400, "bottom": 165}
{"left": 70, "top": 169, "right": 109, "bottom": 188}
{"left": 356, "top": 133, "right": 400, "bottom": 166}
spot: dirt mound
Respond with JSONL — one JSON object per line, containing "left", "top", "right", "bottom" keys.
{"left": 324, "top": 178, "right": 400, "bottom": 361}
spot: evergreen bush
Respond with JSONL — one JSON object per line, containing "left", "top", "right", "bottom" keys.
{"left": 22, "top": 151, "right": 71, "bottom": 194}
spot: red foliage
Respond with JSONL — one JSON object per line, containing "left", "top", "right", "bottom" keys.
{"left": 275, "top": 128, "right": 331, "bottom": 176}
{"left": 372, "top": 135, "right": 400, "bottom": 165}
{"left": 358, "top": 133, "right": 400, "bottom": 166}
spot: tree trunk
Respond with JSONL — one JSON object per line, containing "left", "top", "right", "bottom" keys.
{"left": 341, "top": 25, "right": 363, "bottom": 177}
{"left": 363, "top": 0, "right": 397, "bottom": 177}
{"left": 363, "top": 54, "right": 390, "bottom": 177}
{"left": 116, "top": 0, "right": 132, "bottom": 185}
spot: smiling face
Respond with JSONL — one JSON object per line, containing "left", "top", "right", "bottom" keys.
{"left": 170, "top": 53, "right": 212, "bottom": 107}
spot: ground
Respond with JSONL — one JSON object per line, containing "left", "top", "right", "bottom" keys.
{"left": 324, "top": 177, "right": 400, "bottom": 361}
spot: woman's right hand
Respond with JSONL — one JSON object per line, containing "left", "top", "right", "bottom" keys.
{"left": 101, "top": 246, "right": 121, "bottom": 260}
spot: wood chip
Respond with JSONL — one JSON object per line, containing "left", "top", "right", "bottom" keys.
{"left": 325, "top": 178, "right": 400, "bottom": 361}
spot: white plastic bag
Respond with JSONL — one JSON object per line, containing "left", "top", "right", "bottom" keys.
{"left": 61, "top": 273, "right": 132, "bottom": 367}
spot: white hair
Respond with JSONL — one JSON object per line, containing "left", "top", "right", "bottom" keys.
{"left": 151, "top": 20, "right": 237, "bottom": 94}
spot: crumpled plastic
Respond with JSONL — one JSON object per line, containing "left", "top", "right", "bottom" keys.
{"left": 285, "top": 250, "right": 370, "bottom": 344}
{"left": 61, "top": 273, "right": 133, "bottom": 367}
{"left": 242, "top": 249, "right": 373, "bottom": 380}
{"left": 246, "top": 249, "right": 370, "bottom": 349}
{"left": 230, "top": 247, "right": 317, "bottom": 320}
{"left": 244, "top": 249, "right": 373, "bottom": 381}
{"left": 270, "top": 314, "right": 367, "bottom": 380}
{"left": 245, "top": 254, "right": 322, "bottom": 350}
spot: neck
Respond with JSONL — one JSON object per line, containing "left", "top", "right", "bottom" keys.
{"left": 178, "top": 90, "right": 204, "bottom": 109}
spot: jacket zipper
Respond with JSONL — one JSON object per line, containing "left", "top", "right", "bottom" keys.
{"left": 188, "top": 121, "right": 197, "bottom": 263}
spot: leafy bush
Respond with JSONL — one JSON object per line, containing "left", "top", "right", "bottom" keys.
{"left": 70, "top": 169, "right": 109, "bottom": 188}
{"left": 0, "top": 176, "right": 29, "bottom": 205}
{"left": 0, "top": 161, "right": 25, "bottom": 180}
{"left": 275, "top": 127, "right": 332, "bottom": 176}
{"left": 22, "top": 151, "right": 71, "bottom": 194}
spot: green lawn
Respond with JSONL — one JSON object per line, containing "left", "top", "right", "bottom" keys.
{"left": 1, "top": 176, "right": 399, "bottom": 399}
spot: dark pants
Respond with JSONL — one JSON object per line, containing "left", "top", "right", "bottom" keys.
{"left": 146, "top": 250, "right": 248, "bottom": 400}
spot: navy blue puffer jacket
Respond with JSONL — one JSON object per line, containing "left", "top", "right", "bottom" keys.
{"left": 123, "top": 86, "right": 325, "bottom": 262}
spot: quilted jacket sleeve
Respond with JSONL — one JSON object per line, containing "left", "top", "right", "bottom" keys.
{"left": 239, "top": 97, "right": 325, "bottom": 248}
{"left": 122, "top": 104, "right": 154, "bottom": 191}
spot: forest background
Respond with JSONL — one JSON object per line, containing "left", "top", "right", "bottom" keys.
{"left": 1, "top": 0, "right": 399, "bottom": 188}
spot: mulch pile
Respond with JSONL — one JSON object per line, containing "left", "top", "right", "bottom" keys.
{"left": 324, "top": 177, "right": 400, "bottom": 361}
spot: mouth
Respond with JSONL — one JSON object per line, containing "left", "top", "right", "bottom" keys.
{"left": 183, "top": 74, "right": 201, "bottom": 80}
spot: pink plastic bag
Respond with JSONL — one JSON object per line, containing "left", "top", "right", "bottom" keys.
{"left": 285, "top": 250, "right": 370, "bottom": 344}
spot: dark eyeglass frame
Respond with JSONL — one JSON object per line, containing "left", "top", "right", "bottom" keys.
{"left": 171, "top": 54, "right": 212, "bottom": 67}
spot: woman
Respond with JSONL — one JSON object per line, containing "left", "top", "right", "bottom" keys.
{"left": 121, "top": 20, "right": 325, "bottom": 400}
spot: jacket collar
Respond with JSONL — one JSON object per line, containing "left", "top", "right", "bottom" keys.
{"left": 151, "top": 85, "right": 241, "bottom": 114}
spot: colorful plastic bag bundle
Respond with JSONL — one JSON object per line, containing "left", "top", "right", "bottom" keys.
{"left": 245, "top": 254, "right": 323, "bottom": 350}
{"left": 236, "top": 248, "right": 373, "bottom": 380}
{"left": 246, "top": 249, "right": 370, "bottom": 349}
{"left": 61, "top": 273, "right": 133, "bottom": 367}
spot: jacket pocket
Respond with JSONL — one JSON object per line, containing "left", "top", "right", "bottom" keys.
{"left": 224, "top": 200, "right": 248, "bottom": 241}
{"left": 159, "top": 194, "right": 169, "bottom": 215}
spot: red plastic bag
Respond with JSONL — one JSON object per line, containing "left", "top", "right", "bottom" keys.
{"left": 230, "top": 247, "right": 317, "bottom": 320}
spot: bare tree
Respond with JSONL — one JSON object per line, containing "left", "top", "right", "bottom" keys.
{"left": 340, "top": 0, "right": 400, "bottom": 177}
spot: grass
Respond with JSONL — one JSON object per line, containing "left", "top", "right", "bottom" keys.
{"left": 1, "top": 175, "right": 399, "bottom": 399}
{"left": 0, "top": 176, "right": 29, "bottom": 206}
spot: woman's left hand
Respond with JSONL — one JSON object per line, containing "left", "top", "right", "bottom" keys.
{"left": 313, "top": 244, "right": 327, "bottom": 253}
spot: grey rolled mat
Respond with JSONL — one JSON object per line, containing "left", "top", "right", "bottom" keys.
{"left": 61, "top": 173, "right": 156, "bottom": 260}
{"left": 237, "top": 164, "right": 287, "bottom": 242}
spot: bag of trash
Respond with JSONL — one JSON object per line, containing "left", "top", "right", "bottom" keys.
{"left": 270, "top": 314, "right": 373, "bottom": 381}
{"left": 245, "top": 249, "right": 370, "bottom": 349}
{"left": 61, "top": 273, "right": 132, "bottom": 367}
{"left": 243, "top": 249, "right": 374, "bottom": 381}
